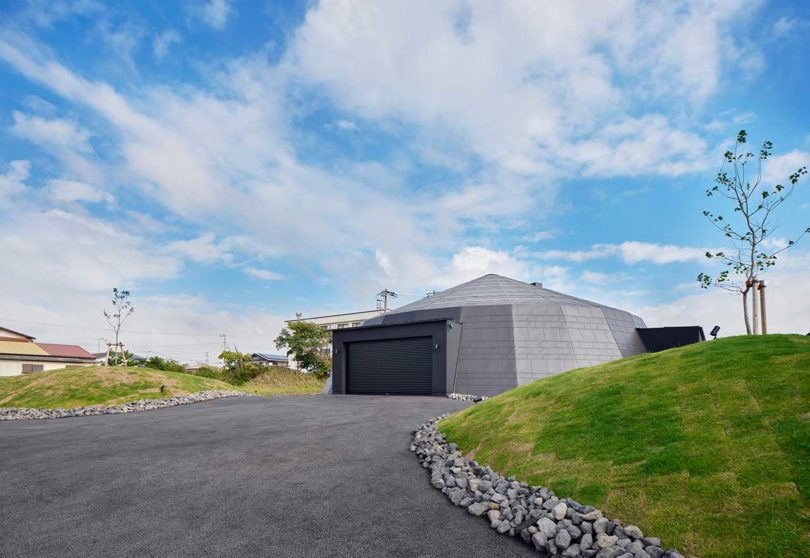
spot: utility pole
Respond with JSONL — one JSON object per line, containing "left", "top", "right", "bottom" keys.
{"left": 376, "top": 289, "right": 398, "bottom": 312}
{"left": 219, "top": 333, "right": 228, "bottom": 352}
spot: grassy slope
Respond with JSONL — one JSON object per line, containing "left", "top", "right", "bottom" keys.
{"left": 240, "top": 367, "right": 326, "bottom": 395}
{"left": 0, "top": 366, "right": 237, "bottom": 409}
{"left": 440, "top": 335, "right": 810, "bottom": 558}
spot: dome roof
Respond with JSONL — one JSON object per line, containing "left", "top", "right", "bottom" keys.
{"left": 389, "top": 273, "right": 604, "bottom": 313}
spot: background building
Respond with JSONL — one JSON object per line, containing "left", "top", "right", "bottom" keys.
{"left": 250, "top": 353, "right": 289, "bottom": 367}
{"left": 284, "top": 309, "right": 385, "bottom": 369}
{"left": 0, "top": 326, "right": 95, "bottom": 376}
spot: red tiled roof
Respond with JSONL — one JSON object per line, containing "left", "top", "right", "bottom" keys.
{"left": 36, "top": 343, "right": 95, "bottom": 360}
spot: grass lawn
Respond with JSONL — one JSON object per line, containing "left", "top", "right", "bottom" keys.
{"left": 240, "top": 367, "right": 326, "bottom": 395}
{"left": 439, "top": 335, "right": 810, "bottom": 558}
{"left": 0, "top": 366, "right": 237, "bottom": 409}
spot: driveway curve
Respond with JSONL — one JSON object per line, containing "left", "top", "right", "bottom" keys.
{"left": 0, "top": 396, "right": 535, "bottom": 557}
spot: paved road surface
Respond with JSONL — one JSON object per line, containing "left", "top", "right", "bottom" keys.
{"left": 0, "top": 396, "right": 534, "bottom": 557}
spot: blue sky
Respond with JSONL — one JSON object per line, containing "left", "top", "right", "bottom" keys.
{"left": 1, "top": 0, "right": 808, "bottom": 362}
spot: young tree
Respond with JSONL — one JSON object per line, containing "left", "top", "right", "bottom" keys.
{"left": 698, "top": 130, "right": 808, "bottom": 334}
{"left": 274, "top": 321, "right": 331, "bottom": 378}
{"left": 103, "top": 288, "right": 135, "bottom": 365}
{"left": 218, "top": 350, "right": 264, "bottom": 384}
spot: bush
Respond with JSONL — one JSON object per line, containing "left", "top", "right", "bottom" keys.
{"left": 143, "top": 356, "right": 187, "bottom": 374}
{"left": 193, "top": 365, "right": 221, "bottom": 380}
{"left": 218, "top": 350, "right": 265, "bottom": 385}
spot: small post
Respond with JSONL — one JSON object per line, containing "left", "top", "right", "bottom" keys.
{"left": 759, "top": 281, "right": 767, "bottom": 335}
{"left": 751, "top": 279, "right": 760, "bottom": 335}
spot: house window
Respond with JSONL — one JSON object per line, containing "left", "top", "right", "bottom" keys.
{"left": 22, "top": 364, "right": 44, "bottom": 374}
{"left": 352, "top": 322, "right": 361, "bottom": 327}
{"left": 337, "top": 323, "right": 349, "bottom": 329}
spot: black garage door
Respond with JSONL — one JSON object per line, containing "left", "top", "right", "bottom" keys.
{"left": 346, "top": 336, "right": 433, "bottom": 395}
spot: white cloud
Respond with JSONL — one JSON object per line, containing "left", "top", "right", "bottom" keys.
{"left": 617, "top": 241, "right": 707, "bottom": 265}
{"left": 243, "top": 267, "right": 284, "bottom": 281}
{"left": 639, "top": 265, "right": 810, "bottom": 336}
{"left": 152, "top": 29, "right": 180, "bottom": 59}
{"left": 375, "top": 250, "right": 395, "bottom": 276}
{"left": 45, "top": 179, "right": 114, "bottom": 204}
{"left": 165, "top": 234, "right": 234, "bottom": 265}
{"left": 761, "top": 150, "right": 810, "bottom": 186}
{"left": 524, "top": 231, "right": 555, "bottom": 242}
{"left": 433, "top": 246, "right": 529, "bottom": 288}
{"left": 580, "top": 271, "right": 625, "bottom": 285}
{"left": 20, "top": 0, "right": 103, "bottom": 28}
{"left": 96, "top": 18, "right": 144, "bottom": 71}
{"left": 0, "top": 208, "right": 180, "bottom": 294}
{"left": 198, "top": 0, "right": 232, "bottom": 30}
{"left": 289, "top": 0, "right": 757, "bottom": 180}
{"left": 772, "top": 17, "right": 802, "bottom": 39}
{"left": 533, "top": 242, "right": 708, "bottom": 265}
{"left": 9, "top": 111, "right": 100, "bottom": 181}
{"left": 0, "top": 160, "right": 31, "bottom": 199}
{"left": 335, "top": 119, "right": 358, "bottom": 131}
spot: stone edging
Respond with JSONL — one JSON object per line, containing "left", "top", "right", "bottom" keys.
{"left": 447, "top": 393, "right": 489, "bottom": 402}
{"left": 411, "top": 415, "right": 685, "bottom": 558}
{"left": 0, "top": 390, "right": 249, "bottom": 421}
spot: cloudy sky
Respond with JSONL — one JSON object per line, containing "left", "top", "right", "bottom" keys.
{"left": 1, "top": 0, "right": 808, "bottom": 363}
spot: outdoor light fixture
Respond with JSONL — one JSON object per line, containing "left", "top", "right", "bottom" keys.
{"left": 710, "top": 325, "right": 720, "bottom": 339}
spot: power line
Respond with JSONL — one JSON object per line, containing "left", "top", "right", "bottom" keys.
{"left": 1, "top": 317, "right": 224, "bottom": 337}
{"left": 125, "top": 342, "right": 224, "bottom": 349}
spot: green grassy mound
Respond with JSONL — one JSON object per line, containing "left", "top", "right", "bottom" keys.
{"left": 440, "top": 335, "right": 810, "bottom": 558}
{"left": 241, "top": 366, "right": 326, "bottom": 395}
{"left": 0, "top": 366, "right": 237, "bottom": 409}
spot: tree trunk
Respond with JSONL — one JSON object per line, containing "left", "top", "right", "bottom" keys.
{"left": 742, "top": 288, "right": 752, "bottom": 335}
{"left": 751, "top": 280, "right": 760, "bottom": 335}
{"left": 114, "top": 326, "right": 120, "bottom": 366}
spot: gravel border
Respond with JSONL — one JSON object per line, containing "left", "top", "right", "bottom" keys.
{"left": 0, "top": 390, "right": 249, "bottom": 421}
{"left": 447, "top": 393, "right": 488, "bottom": 402}
{"left": 412, "top": 415, "right": 684, "bottom": 558}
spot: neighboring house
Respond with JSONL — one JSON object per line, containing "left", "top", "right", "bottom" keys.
{"left": 251, "top": 353, "right": 289, "bottom": 367}
{"left": 0, "top": 326, "right": 96, "bottom": 376}
{"left": 284, "top": 309, "right": 387, "bottom": 369}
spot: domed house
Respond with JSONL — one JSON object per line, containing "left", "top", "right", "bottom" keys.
{"left": 329, "top": 274, "right": 698, "bottom": 397}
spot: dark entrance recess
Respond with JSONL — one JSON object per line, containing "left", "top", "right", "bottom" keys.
{"left": 636, "top": 326, "right": 706, "bottom": 352}
{"left": 346, "top": 337, "right": 433, "bottom": 395}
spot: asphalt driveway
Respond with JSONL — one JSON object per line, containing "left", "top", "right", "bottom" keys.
{"left": 0, "top": 396, "right": 534, "bottom": 557}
